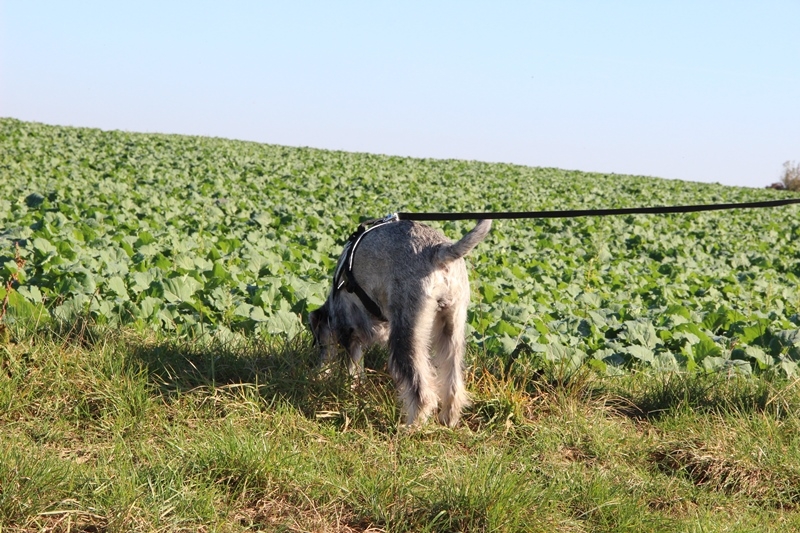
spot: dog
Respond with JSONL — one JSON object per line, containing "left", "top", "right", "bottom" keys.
{"left": 309, "top": 217, "right": 492, "bottom": 427}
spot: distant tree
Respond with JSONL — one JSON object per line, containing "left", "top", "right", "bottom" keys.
{"left": 775, "top": 160, "right": 800, "bottom": 191}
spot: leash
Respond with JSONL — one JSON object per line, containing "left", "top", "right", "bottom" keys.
{"left": 338, "top": 197, "right": 800, "bottom": 321}
{"left": 395, "top": 197, "right": 800, "bottom": 222}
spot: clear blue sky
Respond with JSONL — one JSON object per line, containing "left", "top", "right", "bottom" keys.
{"left": 2, "top": 1, "right": 798, "bottom": 188}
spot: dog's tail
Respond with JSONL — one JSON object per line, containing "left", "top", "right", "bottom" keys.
{"left": 435, "top": 219, "right": 492, "bottom": 264}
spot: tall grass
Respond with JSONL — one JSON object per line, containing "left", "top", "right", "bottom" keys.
{"left": 2, "top": 322, "right": 800, "bottom": 531}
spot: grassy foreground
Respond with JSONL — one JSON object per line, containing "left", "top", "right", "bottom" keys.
{"left": 2, "top": 324, "right": 800, "bottom": 532}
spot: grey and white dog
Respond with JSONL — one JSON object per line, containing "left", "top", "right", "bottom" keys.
{"left": 309, "top": 217, "right": 492, "bottom": 427}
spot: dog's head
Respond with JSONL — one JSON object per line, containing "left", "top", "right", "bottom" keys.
{"left": 308, "top": 304, "right": 337, "bottom": 362}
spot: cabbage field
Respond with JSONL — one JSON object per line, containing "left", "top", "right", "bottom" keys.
{"left": 2, "top": 117, "right": 799, "bottom": 376}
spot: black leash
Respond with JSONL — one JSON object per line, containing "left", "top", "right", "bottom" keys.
{"left": 340, "top": 197, "right": 800, "bottom": 321}
{"left": 396, "top": 197, "right": 800, "bottom": 222}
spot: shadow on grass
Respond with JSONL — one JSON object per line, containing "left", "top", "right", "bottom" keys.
{"left": 470, "top": 351, "right": 800, "bottom": 426}
{"left": 604, "top": 371, "right": 800, "bottom": 421}
{"left": 20, "top": 318, "right": 800, "bottom": 431}
{"left": 126, "top": 331, "right": 400, "bottom": 432}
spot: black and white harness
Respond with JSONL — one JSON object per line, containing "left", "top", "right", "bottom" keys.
{"left": 333, "top": 213, "right": 398, "bottom": 322}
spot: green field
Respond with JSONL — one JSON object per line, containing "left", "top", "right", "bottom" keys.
{"left": 3, "top": 118, "right": 799, "bottom": 377}
{"left": 2, "top": 118, "right": 800, "bottom": 531}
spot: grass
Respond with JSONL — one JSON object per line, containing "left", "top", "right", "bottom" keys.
{"left": 2, "top": 323, "right": 800, "bottom": 532}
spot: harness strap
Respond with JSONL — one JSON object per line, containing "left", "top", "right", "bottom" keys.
{"left": 344, "top": 268, "right": 387, "bottom": 321}
{"left": 335, "top": 214, "right": 398, "bottom": 322}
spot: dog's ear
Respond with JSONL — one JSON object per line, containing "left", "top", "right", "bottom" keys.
{"left": 309, "top": 306, "right": 326, "bottom": 329}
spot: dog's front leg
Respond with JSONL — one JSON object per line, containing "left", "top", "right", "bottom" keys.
{"left": 347, "top": 344, "right": 366, "bottom": 382}
{"left": 316, "top": 343, "right": 338, "bottom": 376}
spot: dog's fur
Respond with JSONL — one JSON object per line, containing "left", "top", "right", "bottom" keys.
{"left": 309, "top": 219, "right": 491, "bottom": 427}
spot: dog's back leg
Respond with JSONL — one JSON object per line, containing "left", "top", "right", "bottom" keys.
{"left": 432, "top": 304, "right": 469, "bottom": 427}
{"left": 388, "top": 294, "right": 438, "bottom": 426}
